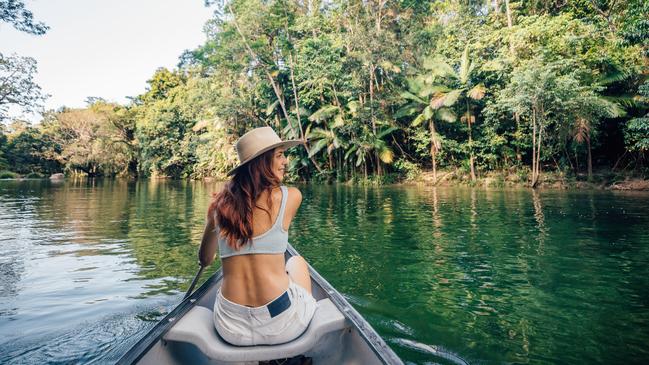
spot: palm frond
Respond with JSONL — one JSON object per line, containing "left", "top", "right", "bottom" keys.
{"left": 308, "top": 138, "right": 329, "bottom": 157}
{"left": 379, "top": 147, "right": 394, "bottom": 164}
{"left": 401, "top": 91, "right": 426, "bottom": 104}
{"left": 467, "top": 84, "right": 486, "bottom": 100}
{"left": 344, "top": 145, "right": 358, "bottom": 160}
{"left": 602, "top": 95, "right": 642, "bottom": 109}
{"left": 423, "top": 56, "right": 456, "bottom": 79}
{"left": 419, "top": 84, "right": 451, "bottom": 97}
{"left": 377, "top": 126, "right": 400, "bottom": 138}
{"left": 308, "top": 105, "right": 340, "bottom": 122}
{"left": 435, "top": 107, "right": 456, "bottom": 123}
{"left": 407, "top": 77, "right": 425, "bottom": 94}
{"left": 597, "top": 68, "right": 630, "bottom": 86}
{"left": 412, "top": 113, "right": 427, "bottom": 127}
{"left": 459, "top": 46, "right": 471, "bottom": 84}
{"left": 395, "top": 104, "right": 421, "bottom": 119}
{"left": 573, "top": 117, "right": 589, "bottom": 144}
{"left": 443, "top": 89, "right": 462, "bottom": 107}
{"left": 423, "top": 105, "right": 434, "bottom": 119}
{"left": 265, "top": 100, "right": 279, "bottom": 116}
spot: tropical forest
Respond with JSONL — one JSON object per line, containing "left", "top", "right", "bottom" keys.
{"left": 2, "top": 0, "right": 648, "bottom": 188}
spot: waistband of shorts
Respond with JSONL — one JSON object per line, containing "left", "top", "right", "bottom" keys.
{"left": 217, "top": 282, "right": 293, "bottom": 317}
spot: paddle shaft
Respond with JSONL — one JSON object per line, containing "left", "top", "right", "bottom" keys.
{"left": 183, "top": 266, "right": 205, "bottom": 300}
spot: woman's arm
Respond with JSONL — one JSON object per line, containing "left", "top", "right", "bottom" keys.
{"left": 282, "top": 186, "right": 303, "bottom": 231}
{"left": 198, "top": 212, "right": 218, "bottom": 267}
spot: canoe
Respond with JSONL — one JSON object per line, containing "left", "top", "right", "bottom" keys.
{"left": 117, "top": 244, "right": 403, "bottom": 364}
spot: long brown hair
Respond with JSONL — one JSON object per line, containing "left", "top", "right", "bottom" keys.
{"left": 208, "top": 149, "right": 280, "bottom": 249}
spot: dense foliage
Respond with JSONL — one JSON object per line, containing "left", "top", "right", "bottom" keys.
{"left": 2, "top": 0, "right": 647, "bottom": 184}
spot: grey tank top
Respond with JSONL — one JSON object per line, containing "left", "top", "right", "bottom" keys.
{"left": 217, "top": 185, "right": 289, "bottom": 258}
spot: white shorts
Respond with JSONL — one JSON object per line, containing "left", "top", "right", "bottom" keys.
{"left": 213, "top": 279, "right": 317, "bottom": 346}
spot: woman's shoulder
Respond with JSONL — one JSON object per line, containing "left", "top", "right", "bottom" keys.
{"left": 283, "top": 185, "right": 302, "bottom": 204}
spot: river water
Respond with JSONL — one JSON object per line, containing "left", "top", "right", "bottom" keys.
{"left": 0, "top": 179, "right": 648, "bottom": 364}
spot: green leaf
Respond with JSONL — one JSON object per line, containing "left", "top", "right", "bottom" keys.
{"left": 347, "top": 101, "right": 359, "bottom": 114}
{"left": 443, "top": 89, "right": 462, "bottom": 107}
{"left": 265, "top": 100, "right": 279, "bottom": 116}
{"left": 419, "top": 84, "right": 451, "bottom": 97}
{"left": 423, "top": 56, "right": 456, "bottom": 79}
{"left": 395, "top": 104, "right": 420, "bottom": 119}
{"left": 436, "top": 107, "right": 456, "bottom": 123}
{"left": 401, "top": 91, "right": 426, "bottom": 104}
{"left": 344, "top": 145, "right": 357, "bottom": 160}
{"left": 423, "top": 105, "right": 433, "bottom": 119}
{"left": 308, "top": 105, "right": 340, "bottom": 122}
{"left": 459, "top": 46, "right": 470, "bottom": 84}
{"left": 377, "top": 126, "right": 399, "bottom": 138}
{"left": 412, "top": 113, "right": 426, "bottom": 127}
{"left": 308, "top": 139, "right": 328, "bottom": 158}
{"left": 600, "top": 98, "right": 626, "bottom": 118}
{"left": 333, "top": 113, "right": 345, "bottom": 127}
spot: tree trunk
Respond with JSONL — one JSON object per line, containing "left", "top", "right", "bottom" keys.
{"left": 505, "top": 0, "right": 521, "bottom": 165}
{"left": 563, "top": 144, "right": 575, "bottom": 173}
{"left": 505, "top": 0, "right": 513, "bottom": 29}
{"left": 535, "top": 124, "right": 542, "bottom": 187}
{"left": 337, "top": 149, "right": 342, "bottom": 180}
{"left": 586, "top": 136, "right": 592, "bottom": 180}
{"left": 430, "top": 121, "right": 437, "bottom": 184}
{"left": 466, "top": 101, "right": 476, "bottom": 181}
{"left": 369, "top": 63, "right": 381, "bottom": 176}
{"left": 364, "top": 160, "right": 368, "bottom": 181}
{"left": 328, "top": 149, "right": 334, "bottom": 171}
{"left": 612, "top": 151, "right": 627, "bottom": 171}
{"left": 531, "top": 108, "right": 538, "bottom": 187}
{"left": 515, "top": 113, "right": 522, "bottom": 163}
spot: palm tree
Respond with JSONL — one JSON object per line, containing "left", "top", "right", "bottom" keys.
{"left": 306, "top": 101, "right": 352, "bottom": 177}
{"left": 345, "top": 125, "right": 398, "bottom": 181}
{"left": 417, "top": 45, "right": 486, "bottom": 181}
{"left": 572, "top": 96, "right": 625, "bottom": 180}
{"left": 307, "top": 124, "right": 344, "bottom": 172}
{"left": 397, "top": 78, "right": 456, "bottom": 183}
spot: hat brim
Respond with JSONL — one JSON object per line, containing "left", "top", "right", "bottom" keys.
{"left": 227, "top": 140, "right": 304, "bottom": 176}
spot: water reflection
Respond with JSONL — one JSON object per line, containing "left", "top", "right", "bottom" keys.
{"left": 0, "top": 181, "right": 648, "bottom": 364}
{"left": 292, "top": 186, "right": 649, "bottom": 364}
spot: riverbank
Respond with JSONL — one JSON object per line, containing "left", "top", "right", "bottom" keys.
{"left": 405, "top": 169, "right": 649, "bottom": 191}
{"left": 2, "top": 168, "right": 648, "bottom": 191}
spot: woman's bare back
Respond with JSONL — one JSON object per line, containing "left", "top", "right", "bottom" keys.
{"left": 219, "top": 187, "right": 302, "bottom": 306}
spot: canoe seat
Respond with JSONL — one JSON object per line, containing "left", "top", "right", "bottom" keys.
{"left": 164, "top": 298, "right": 347, "bottom": 362}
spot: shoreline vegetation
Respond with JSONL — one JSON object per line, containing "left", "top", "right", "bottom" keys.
{"left": 1, "top": 168, "right": 648, "bottom": 191}
{"left": 2, "top": 1, "right": 648, "bottom": 190}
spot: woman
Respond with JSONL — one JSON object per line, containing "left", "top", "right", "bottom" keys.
{"left": 198, "top": 127, "right": 317, "bottom": 346}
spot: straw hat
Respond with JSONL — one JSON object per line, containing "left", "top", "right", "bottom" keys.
{"left": 227, "top": 127, "right": 304, "bottom": 176}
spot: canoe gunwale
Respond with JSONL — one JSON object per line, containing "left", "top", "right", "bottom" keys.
{"left": 286, "top": 245, "right": 403, "bottom": 365}
{"left": 115, "top": 269, "right": 223, "bottom": 365}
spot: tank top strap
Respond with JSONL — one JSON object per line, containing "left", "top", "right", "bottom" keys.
{"left": 275, "top": 185, "right": 288, "bottom": 228}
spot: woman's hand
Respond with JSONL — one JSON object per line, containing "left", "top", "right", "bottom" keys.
{"left": 198, "top": 212, "right": 218, "bottom": 267}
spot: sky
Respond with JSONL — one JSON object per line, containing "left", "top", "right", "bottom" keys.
{"left": 0, "top": 0, "right": 214, "bottom": 122}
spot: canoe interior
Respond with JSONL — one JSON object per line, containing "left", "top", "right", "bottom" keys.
{"left": 119, "top": 246, "right": 402, "bottom": 365}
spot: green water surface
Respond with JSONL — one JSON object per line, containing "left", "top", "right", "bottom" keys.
{"left": 0, "top": 179, "right": 648, "bottom": 364}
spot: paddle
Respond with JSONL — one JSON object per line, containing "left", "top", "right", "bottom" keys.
{"left": 183, "top": 265, "right": 205, "bottom": 300}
